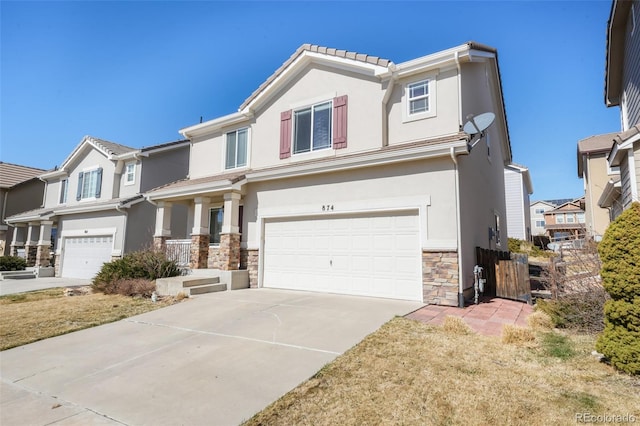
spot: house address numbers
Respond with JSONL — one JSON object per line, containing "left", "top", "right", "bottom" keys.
{"left": 322, "top": 205, "right": 334, "bottom": 211}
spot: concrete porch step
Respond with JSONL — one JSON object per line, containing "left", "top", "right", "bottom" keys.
{"left": 187, "top": 283, "right": 227, "bottom": 296}
{"left": 156, "top": 275, "right": 225, "bottom": 297}
{"left": 0, "top": 270, "right": 37, "bottom": 280}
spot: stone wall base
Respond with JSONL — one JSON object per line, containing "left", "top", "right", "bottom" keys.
{"left": 219, "top": 233, "right": 241, "bottom": 271}
{"left": 36, "top": 245, "right": 51, "bottom": 267}
{"left": 241, "top": 249, "right": 259, "bottom": 288}
{"left": 24, "top": 245, "right": 37, "bottom": 267}
{"left": 190, "top": 234, "right": 209, "bottom": 269}
{"left": 208, "top": 246, "right": 220, "bottom": 269}
{"left": 422, "top": 250, "right": 459, "bottom": 306}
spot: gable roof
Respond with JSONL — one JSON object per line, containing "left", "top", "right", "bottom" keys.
{"left": 505, "top": 163, "right": 533, "bottom": 194}
{"left": 56, "top": 135, "right": 136, "bottom": 172}
{"left": 0, "top": 162, "right": 47, "bottom": 188}
{"left": 239, "top": 44, "right": 392, "bottom": 112}
{"left": 577, "top": 132, "right": 618, "bottom": 176}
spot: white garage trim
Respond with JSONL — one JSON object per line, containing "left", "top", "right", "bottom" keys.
{"left": 260, "top": 210, "right": 422, "bottom": 301}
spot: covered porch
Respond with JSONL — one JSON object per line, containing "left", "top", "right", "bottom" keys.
{"left": 5, "top": 212, "right": 56, "bottom": 269}
{"left": 148, "top": 174, "right": 255, "bottom": 290}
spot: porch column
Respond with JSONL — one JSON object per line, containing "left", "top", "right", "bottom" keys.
{"left": 153, "top": 201, "right": 173, "bottom": 251}
{"left": 219, "top": 192, "right": 241, "bottom": 271}
{"left": 9, "top": 224, "right": 25, "bottom": 257}
{"left": 36, "top": 220, "right": 53, "bottom": 267}
{"left": 190, "top": 197, "right": 210, "bottom": 269}
{"left": 24, "top": 222, "right": 40, "bottom": 266}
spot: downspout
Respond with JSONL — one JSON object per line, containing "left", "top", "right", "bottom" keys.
{"left": 453, "top": 51, "right": 466, "bottom": 308}
{"left": 381, "top": 70, "right": 396, "bottom": 147}
{"left": 450, "top": 147, "right": 465, "bottom": 308}
{"left": 115, "top": 204, "right": 128, "bottom": 256}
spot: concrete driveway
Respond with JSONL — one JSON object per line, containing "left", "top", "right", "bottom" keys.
{"left": 1, "top": 288, "right": 423, "bottom": 426}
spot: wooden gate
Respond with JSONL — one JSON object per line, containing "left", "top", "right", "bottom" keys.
{"left": 476, "top": 247, "right": 531, "bottom": 304}
{"left": 496, "top": 253, "right": 531, "bottom": 304}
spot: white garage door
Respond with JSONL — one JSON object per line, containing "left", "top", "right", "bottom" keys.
{"left": 263, "top": 211, "right": 422, "bottom": 301}
{"left": 61, "top": 236, "right": 113, "bottom": 279}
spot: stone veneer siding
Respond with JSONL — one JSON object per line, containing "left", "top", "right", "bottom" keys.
{"left": 190, "top": 234, "right": 210, "bottom": 269}
{"left": 24, "top": 244, "right": 37, "bottom": 267}
{"left": 35, "top": 245, "right": 51, "bottom": 267}
{"left": 218, "top": 233, "right": 241, "bottom": 270}
{"left": 208, "top": 246, "right": 221, "bottom": 269}
{"left": 422, "top": 250, "right": 459, "bottom": 306}
{"left": 153, "top": 236, "right": 168, "bottom": 252}
{"left": 240, "top": 249, "right": 259, "bottom": 288}
{"left": 54, "top": 252, "right": 62, "bottom": 277}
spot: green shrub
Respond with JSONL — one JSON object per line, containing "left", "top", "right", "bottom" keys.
{"left": 0, "top": 256, "right": 27, "bottom": 271}
{"left": 595, "top": 202, "right": 640, "bottom": 375}
{"left": 92, "top": 249, "right": 180, "bottom": 296}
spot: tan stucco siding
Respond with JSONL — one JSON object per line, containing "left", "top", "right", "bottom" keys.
{"left": 47, "top": 148, "right": 115, "bottom": 208}
{"left": 189, "top": 132, "right": 227, "bottom": 179}
{"left": 584, "top": 155, "right": 613, "bottom": 237}
{"left": 387, "top": 68, "right": 460, "bottom": 145}
{"left": 118, "top": 161, "right": 141, "bottom": 198}
{"left": 241, "top": 159, "right": 458, "bottom": 254}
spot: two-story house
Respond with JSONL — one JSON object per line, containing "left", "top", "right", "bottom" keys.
{"left": 0, "top": 162, "right": 47, "bottom": 256}
{"left": 147, "top": 42, "right": 513, "bottom": 307}
{"left": 5, "top": 136, "right": 189, "bottom": 279}
{"left": 530, "top": 200, "right": 557, "bottom": 237}
{"left": 504, "top": 163, "right": 533, "bottom": 241}
{"left": 600, "top": 0, "right": 640, "bottom": 217}
{"left": 543, "top": 198, "right": 586, "bottom": 242}
{"left": 577, "top": 132, "right": 619, "bottom": 240}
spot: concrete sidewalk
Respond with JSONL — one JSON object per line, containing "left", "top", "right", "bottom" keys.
{"left": 0, "top": 277, "right": 91, "bottom": 296}
{"left": 1, "top": 289, "right": 422, "bottom": 426}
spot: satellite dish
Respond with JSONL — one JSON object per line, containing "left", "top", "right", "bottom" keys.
{"left": 462, "top": 112, "right": 495, "bottom": 151}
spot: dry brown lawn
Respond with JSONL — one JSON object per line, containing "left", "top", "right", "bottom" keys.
{"left": 0, "top": 287, "right": 179, "bottom": 351}
{"left": 244, "top": 317, "right": 640, "bottom": 426}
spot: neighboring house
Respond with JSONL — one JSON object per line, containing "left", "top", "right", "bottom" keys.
{"left": 543, "top": 198, "right": 586, "bottom": 241}
{"left": 5, "top": 136, "right": 190, "bottom": 278}
{"left": 529, "top": 200, "right": 557, "bottom": 237}
{"left": 577, "top": 132, "right": 619, "bottom": 241}
{"left": 0, "top": 162, "right": 47, "bottom": 256}
{"left": 147, "top": 42, "right": 513, "bottom": 307}
{"left": 504, "top": 163, "right": 533, "bottom": 241}
{"left": 600, "top": 0, "right": 640, "bottom": 218}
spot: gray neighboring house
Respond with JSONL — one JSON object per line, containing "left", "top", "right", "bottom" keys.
{"left": 504, "top": 163, "right": 533, "bottom": 241}
{"left": 0, "top": 162, "right": 47, "bottom": 256}
{"left": 6, "top": 136, "right": 190, "bottom": 279}
{"left": 600, "top": 0, "right": 640, "bottom": 218}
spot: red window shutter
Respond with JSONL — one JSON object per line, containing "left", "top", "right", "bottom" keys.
{"left": 333, "top": 95, "right": 348, "bottom": 149}
{"left": 280, "top": 110, "right": 292, "bottom": 159}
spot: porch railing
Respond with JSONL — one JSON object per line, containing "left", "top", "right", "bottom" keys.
{"left": 165, "top": 239, "right": 191, "bottom": 268}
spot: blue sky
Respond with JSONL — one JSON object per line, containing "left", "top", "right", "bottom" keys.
{"left": 1, "top": 1, "right": 620, "bottom": 201}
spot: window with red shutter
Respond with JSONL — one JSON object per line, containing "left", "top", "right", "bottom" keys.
{"left": 333, "top": 95, "right": 348, "bottom": 149}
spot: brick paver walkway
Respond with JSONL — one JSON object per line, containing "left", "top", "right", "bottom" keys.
{"left": 405, "top": 297, "right": 534, "bottom": 336}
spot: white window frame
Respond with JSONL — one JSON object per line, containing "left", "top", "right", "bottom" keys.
{"left": 79, "top": 167, "right": 101, "bottom": 201}
{"left": 535, "top": 220, "right": 545, "bottom": 228}
{"left": 292, "top": 100, "right": 333, "bottom": 155}
{"left": 577, "top": 212, "right": 585, "bottom": 223}
{"left": 403, "top": 74, "right": 437, "bottom": 123}
{"left": 124, "top": 162, "right": 136, "bottom": 186}
{"left": 225, "top": 127, "right": 250, "bottom": 170}
{"left": 566, "top": 214, "right": 575, "bottom": 223}
{"left": 556, "top": 214, "right": 565, "bottom": 224}
{"left": 59, "top": 178, "right": 68, "bottom": 204}
{"left": 534, "top": 208, "right": 545, "bottom": 214}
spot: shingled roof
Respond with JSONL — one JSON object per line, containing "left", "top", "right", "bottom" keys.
{"left": 0, "top": 162, "right": 46, "bottom": 188}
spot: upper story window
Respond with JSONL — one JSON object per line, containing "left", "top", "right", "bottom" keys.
{"left": 125, "top": 163, "right": 136, "bottom": 185}
{"left": 577, "top": 212, "right": 585, "bottom": 223}
{"left": 77, "top": 168, "right": 103, "bottom": 200}
{"left": 59, "top": 179, "right": 68, "bottom": 204}
{"left": 535, "top": 220, "right": 545, "bottom": 228}
{"left": 566, "top": 214, "right": 575, "bottom": 223}
{"left": 556, "top": 214, "right": 565, "bottom": 224}
{"left": 534, "top": 208, "right": 545, "bottom": 214}
{"left": 403, "top": 76, "right": 437, "bottom": 122}
{"left": 225, "top": 128, "right": 248, "bottom": 169}
{"left": 293, "top": 101, "right": 332, "bottom": 154}
{"left": 408, "top": 80, "right": 430, "bottom": 115}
